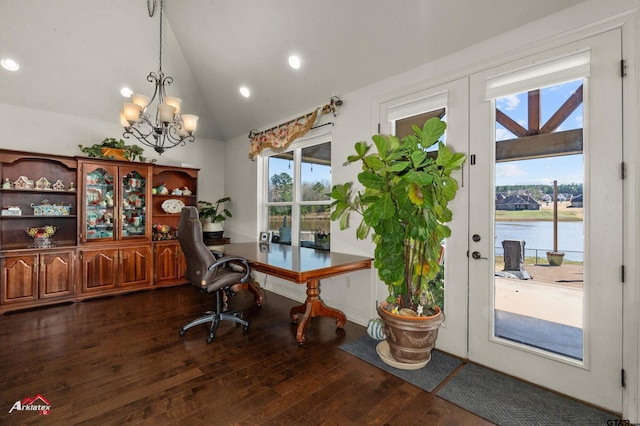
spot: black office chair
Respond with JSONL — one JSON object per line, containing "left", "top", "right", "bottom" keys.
{"left": 178, "top": 206, "right": 250, "bottom": 343}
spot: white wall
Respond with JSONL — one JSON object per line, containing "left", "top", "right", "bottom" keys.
{"left": 0, "top": 103, "right": 226, "bottom": 200}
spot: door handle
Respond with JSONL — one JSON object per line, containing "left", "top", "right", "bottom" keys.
{"left": 472, "top": 251, "right": 487, "bottom": 260}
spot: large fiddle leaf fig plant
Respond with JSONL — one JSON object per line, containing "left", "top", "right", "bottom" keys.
{"left": 330, "top": 118, "right": 465, "bottom": 316}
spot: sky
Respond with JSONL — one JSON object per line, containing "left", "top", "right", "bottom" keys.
{"left": 495, "top": 79, "right": 584, "bottom": 187}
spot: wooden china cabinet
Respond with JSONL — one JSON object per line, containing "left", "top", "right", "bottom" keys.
{"left": 77, "top": 159, "right": 153, "bottom": 295}
{"left": 0, "top": 148, "right": 199, "bottom": 314}
{"left": 0, "top": 150, "right": 78, "bottom": 312}
{"left": 151, "top": 165, "right": 198, "bottom": 286}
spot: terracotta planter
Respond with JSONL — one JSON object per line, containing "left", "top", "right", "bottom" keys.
{"left": 377, "top": 302, "right": 444, "bottom": 364}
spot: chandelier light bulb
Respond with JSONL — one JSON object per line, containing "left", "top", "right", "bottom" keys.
{"left": 181, "top": 114, "right": 199, "bottom": 134}
{"left": 164, "top": 97, "right": 182, "bottom": 114}
{"left": 119, "top": 111, "right": 130, "bottom": 128}
{"left": 239, "top": 86, "right": 250, "bottom": 98}
{"left": 123, "top": 102, "right": 142, "bottom": 123}
{"left": 131, "top": 93, "right": 149, "bottom": 109}
{"left": 158, "top": 103, "right": 176, "bottom": 124}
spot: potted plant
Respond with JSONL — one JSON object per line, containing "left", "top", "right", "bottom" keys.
{"left": 198, "top": 197, "right": 232, "bottom": 238}
{"left": 78, "top": 138, "right": 154, "bottom": 163}
{"left": 330, "top": 118, "right": 465, "bottom": 365}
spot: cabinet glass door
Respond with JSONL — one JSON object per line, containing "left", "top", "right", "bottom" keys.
{"left": 121, "top": 170, "right": 147, "bottom": 238}
{"left": 84, "top": 166, "right": 116, "bottom": 240}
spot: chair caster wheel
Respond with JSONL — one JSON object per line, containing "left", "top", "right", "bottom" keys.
{"left": 206, "top": 335, "right": 215, "bottom": 344}
{"left": 179, "top": 329, "right": 186, "bottom": 337}
{"left": 242, "top": 324, "right": 249, "bottom": 333}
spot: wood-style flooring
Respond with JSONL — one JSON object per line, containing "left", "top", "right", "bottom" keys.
{"left": 0, "top": 285, "right": 493, "bottom": 425}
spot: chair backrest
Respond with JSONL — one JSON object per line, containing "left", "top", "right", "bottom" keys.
{"left": 178, "top": 206, "right": 218, "bottom": 287}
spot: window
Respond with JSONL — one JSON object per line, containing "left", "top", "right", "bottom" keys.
{"left": 264, "top": 139, "right": 331, "bottom": 249}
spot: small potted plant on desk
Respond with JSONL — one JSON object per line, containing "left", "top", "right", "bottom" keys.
{"left": 198, "top": 197, "right": 232, "bottom": 239}
{"left": 330, "top": 117, "right": 465, "bottom": 367}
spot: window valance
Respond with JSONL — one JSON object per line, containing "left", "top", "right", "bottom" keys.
{"left": 248, "top": 98, "right": 340, "bottom": 160}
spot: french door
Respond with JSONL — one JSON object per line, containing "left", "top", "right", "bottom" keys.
{"left": 467, "top": 30, "right": 623, "bottom": 411}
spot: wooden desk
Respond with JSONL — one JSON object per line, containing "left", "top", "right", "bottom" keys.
{"left": 222, "top": 242, "right": 372, "bottom": 344}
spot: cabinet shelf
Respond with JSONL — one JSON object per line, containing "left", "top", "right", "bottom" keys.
{"left": 153, "top": 194, "right": 197, "bottom": 198}
{"left": 0, "top": 215, "right": 77, "bottom": 219}
{"left": 0, "top": 188, "right": 77, "bottom": 194}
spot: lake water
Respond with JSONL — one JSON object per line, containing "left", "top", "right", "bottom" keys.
{"left": 495, "top": 221, "right": 584, "bottom": 262}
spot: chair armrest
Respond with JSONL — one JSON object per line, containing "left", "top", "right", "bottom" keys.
{"left": 210, "top": 249, "right": 225, "bottom": 259}
{"left": 207, "top": 255, "right": 251, "bottom": 283}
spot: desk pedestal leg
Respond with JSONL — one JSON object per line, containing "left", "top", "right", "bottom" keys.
{"left": 290, "top": 279, "right": 346, "bottom": 344}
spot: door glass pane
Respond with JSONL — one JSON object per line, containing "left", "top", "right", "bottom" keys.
{"left": 85, "top": 167, "right": 115, "bottom": 240}
{"left": 493, "top": 79, "right": 584, "bottom": 360}
{"left": 395, "top": 111, "right": 448, "bottom": 311}
{"left": 122, "top": 170, "right": 146, "bottom": 237}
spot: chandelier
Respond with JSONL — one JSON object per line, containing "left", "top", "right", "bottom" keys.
{"left": 120, "top": 0, "right": 198, "bottom": 154}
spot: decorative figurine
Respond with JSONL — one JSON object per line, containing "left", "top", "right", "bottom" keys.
{"left": 52, "top": 179, "right": 65, "bottom": 190}
{"left": 2, "top": 178, "right": 11, "bottom": 189}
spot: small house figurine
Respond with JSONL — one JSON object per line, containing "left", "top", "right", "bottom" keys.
{"left": 52, "top": 179, "right": 65, "bottom": 191}
{"left": 13, "top": 175, "right": 33, "bottom": 189}
{"left": 35, "top": 177, "right": 51, "bottom": 190}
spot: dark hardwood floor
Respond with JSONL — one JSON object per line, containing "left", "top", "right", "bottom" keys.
{"left": 0, "top": 285, "right": 493, "bottom": 425}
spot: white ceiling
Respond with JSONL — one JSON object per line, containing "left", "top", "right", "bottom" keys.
{"left": 0, "top": 0, "right": 585, "bottom": 141}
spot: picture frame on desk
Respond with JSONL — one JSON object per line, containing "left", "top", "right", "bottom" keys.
{"left": 259, "top": 231, "right": 273, "bottom": 244}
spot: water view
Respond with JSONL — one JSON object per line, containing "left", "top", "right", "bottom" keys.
{"left": 495, "top": 221, "right": 584, "bottom": 262}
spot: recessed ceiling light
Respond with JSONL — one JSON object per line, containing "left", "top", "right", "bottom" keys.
{"left": 239, "top": 86, "right": 251, "bottom": 98}
{"left": 288, "top": 55, "right": 301, "bottom": 70}
{"left": 1, "top": 57, "right": 19, "bottom": 72}
{"left": 120, "top": 87, "right": 133, "bottom": 97}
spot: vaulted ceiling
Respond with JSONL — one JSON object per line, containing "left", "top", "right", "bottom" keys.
{"left": 0, "top": 0, "right": 584, "bottom": 141}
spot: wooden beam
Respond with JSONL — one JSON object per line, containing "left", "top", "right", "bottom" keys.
{"left": 496, "top": 109, "right": 528, "bottom": 137}
{"left": 496, "top": 129, "right": 583, "bottom": 162}
{"left": 528, "top": 90, "right": 540, "bottom": 135}
{"left": 540, "top": 85, "right": 583, "bottom": 133}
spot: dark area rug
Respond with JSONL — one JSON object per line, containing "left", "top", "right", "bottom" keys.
{"left": 339, "top": 335, "right": 462, "bottom": 392}
{"left": 437, "top": 363, "right": 614, "bottom": 425}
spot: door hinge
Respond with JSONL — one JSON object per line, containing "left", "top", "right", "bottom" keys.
{"left": 377, "top": 123, "right": 381, "bottom": 133}
{"left": 621, "top": 265, "right": 626, "bottom": 283}
{"left": 470, "top": 154, "right": 476, "bottom": 165}
{"left": 621, "top": 162, "right": 626, "bottom": 179}
{"left": 620, "top": 59, "right": 627, "bottom": 78}
{"left": 622, "top": 368, "right": 626, "bottom": 387}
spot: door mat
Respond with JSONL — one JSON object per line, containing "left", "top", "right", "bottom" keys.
{"left": 437, "top": 363, "right": 614, "bottom": 425}
{"left": 339, "top": 335, "right": 462, "bottom": 392}
{"left": 495, "top": 309, "right": 583, "bottom": 360}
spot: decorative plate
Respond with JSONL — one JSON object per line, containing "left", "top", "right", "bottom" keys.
{"left": 86, "top": 188, "right": 102, "bottom": 205}
{"left": 161, "top": 199, "right": 185, "bottom": 214}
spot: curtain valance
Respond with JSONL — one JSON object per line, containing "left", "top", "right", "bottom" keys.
{"left": 248, "top": 99, "right": 340, "bottom": 160}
